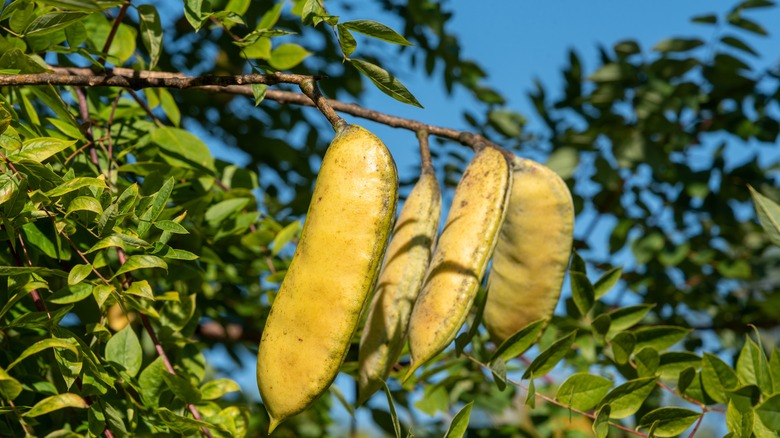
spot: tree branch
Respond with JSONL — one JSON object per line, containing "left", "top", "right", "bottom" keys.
{"left": 0, "top": 67, "right": 497, "bottom": 152}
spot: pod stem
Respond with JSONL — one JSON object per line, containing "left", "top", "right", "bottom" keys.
{"left": 299, "top": 78, "right": 346, "bottom": 132}
{"left": 417, "top": 130, "right": 434, "bottom": 173}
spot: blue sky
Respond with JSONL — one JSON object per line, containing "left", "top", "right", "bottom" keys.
{"left": 205, "top": 1, "right": 780, "bottom": 433}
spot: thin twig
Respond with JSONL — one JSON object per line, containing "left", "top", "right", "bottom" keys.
{"left": 463, "top": 353, "right": 649, "bottom": 437}
{"left": 73, "top": 87, "right": 101, "bottom": 170}
{"left": 98, "top": 1, "right": 132, "bottom": 66}
{"left": 141, "top": 313, "right": 214, "bottom": 438}
{"left": 417, "top": 130, "right": 433, "bottom": 171}
{"left": 3, "top": 67, "right": 494, "bottom": 151}
{"left": 687, "top": 409, "right": 706, "bottom": 438}
{"left": 299, "top": 78, "right": 345, "bottom": 131}
{"left": 3, "top": 68, "right": 322, "bottom": 89}
{"left": 7, "top": 399, "right": 33, "bottom": 436}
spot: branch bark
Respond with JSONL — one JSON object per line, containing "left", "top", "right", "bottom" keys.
{"left": 0, "top": 67, "right": 497, "bottom": 152}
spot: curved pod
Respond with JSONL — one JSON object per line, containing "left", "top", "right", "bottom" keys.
{"left": 358, "top": 166, "right": 441, "bottom": 404}
{"left": 257, "top": 124, "right": 398, "bottom": 432}
{"left": 405, "top": 146, "right": 512, "bottom": 378}
{"left": 484, "top": 156, "right": 574, "bottom": 344}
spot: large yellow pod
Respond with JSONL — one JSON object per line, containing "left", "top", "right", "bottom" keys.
{"left": 257, "top": 124, "right": 397, "bottom": 432}
{"left": 484, "top": 156, "right": 574, "bottom": 344}
{"left": 358, "top": 165, "right": 441, "bottom": 404}
{"left": 405, "top": 146, "right": 511, "bottom": 378}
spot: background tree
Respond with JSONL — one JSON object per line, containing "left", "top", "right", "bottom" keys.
{"left": 0, "top": 0, "right": 778, "bottom": 437}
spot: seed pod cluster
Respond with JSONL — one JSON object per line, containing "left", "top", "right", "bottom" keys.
{"left": 256, "top": 124, "right": 574, "bottom": 430}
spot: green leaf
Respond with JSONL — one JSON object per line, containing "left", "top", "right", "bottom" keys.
{"left": 490, "top": 319, "right": 546, "bottom": 363}
{"left": 611, "top": 332, "right": 636, "bottom": 365}
{"left": 635, "top": 347, "right": 660, "bottom": 377}
{"left": 49, "top": 283, "right": 93, "bottom": 304}
{"left": 525, "top": 377, "right": 536, "bottom": 408}
{"left": 756, "top": 394, "right": 780, "bottom": 431}
{"left": 24, "top": 12, "right": 87, "bottom": 36}
{"left": 598, "top": 376, "right": 657, "bottom": 419}
{"left": 157, "top": 407, "right": 212, "bottom": 433}
{"left": 271, "top": 220, "right": 301, "bottom": 256}
{"left": 382, "top": 382, "right": 402, "bottom": 438}
{"left": 726, "top": 400, "right": 754, "bottom": 436}
{"left": 7, "top": 137, "right": 76, "bottom": 162}
{"left": 137, "top": 5, "right": 162, "bottom": 69}
{"left": 37, "top": 0, "right": 103, "bottom": 12}
{"left": 491, "top": 357, "right": 507, "bottom": 392}
{"left": 105, "top": 325, "right": 142, "bottom": 377}
{"left": 138, "top": 177, "right": 174, "bottom": 236}
{"left": 66, "top": 196, "right": 103, "bottom": 216}
{"left": 24, "top": 393, "right": 88, "bottom": 417}
{"left": 570, "top": 271, "right": 594, "bottom": 316}
{"left": 727, "top": 15, "right": 768, "bottom": 35}
{"left": 68, "top": 262, "right": 95, "bottom": 285}
{"left": 257, "top": 2, "right": 283, "bottom": 29}
{"left": 444, "top": 401, "right": 473, "bottom": 438}
{"left": 125, "top": 280, "right": 155, "bottom": 300}
{"left": 702, "top": 353, "right": 739, "bottom": 403}
{"left": 594, "top": 266, "right": 622, "bottom": 299}
{"left": 637, "top": 408, "right": 701, "bottom": 437}
{"left": 139, "top": 357, "right": 166, "bottom": 408}
{"left": 342, "top": 20, "right": 412, "bottom": 46}
{"left": 691, "top": 14, "right": 718, "bottom": 24}
{"left": 653, "top": 38, "right": 704, "bottom": 53}
{"left": 658, "top": 352, "right": 701, "bottom": 379}
{"left": 728, "top": 385, "right": 761, "bottom": 411}
{"left": 154, "top": 220, "right": 189, "bottom": 234}
{"left": 159, "top": 88, "right": 181, "bottom": 126}
{"left": 0, "top": 266, "right": 67, "bottom": 277}
{"left": 749, "top": 186, "right": 780, "bottom": 247}
{"left": 183, "top": 0, "right": 207, "bottom": 31}
{"left": 86, "top": 234, "right": 151, "bottom": 253}
{"left": 770, "top": 348, "right": 780, "bottom": 394}
{"left": 736, "top": 337, "right": 771, "bottom": 390}
{"left": 556, "top": 373, "right": 613, "bottom": 411}
{"left": 112, "top": 255, "right": 167, "bottom": 279}
{"left": 606, "top": 304, "right": 654, "bottom": 338}
{"left": 350, "top": 58, "right": 423, "bottom": 108}
{"left": 205, "top": 197, "right": 251, "bottom": 225}
{"left": 6, "top": 337, "right": 79, "bottom": 370}
{"left": 633, "top": 326, "right": 691, "bottom": 351}
{"left": 268, "top": 43, "right": 311, "bottom": 70}
{"left": 251, "top": 83, "right": 267, "bottom": 106}
{"left": 0, "top": 367, "right": 23, "bottom": 400}
{"left": 163, "top": 372, "right": 201, "bottom": 404}
{"left": 589, "top": 63, "right": 625, "bottom": 82}
{"left": 201, "top": 379, "right": 241, "bottom": 400}
{"left": 522, "top": 330, "right": 576, "bottom": 379}
{"left": 337, "top": 24, "right": 356, "bottom": 57}
{"left": 150, "top": 127, "right": 215, "bottom": 173}
{"left": 721, "top": 35, "right": 758, "bottom": 56}
{"left": 592, "top": 405, "right": 611, "bottom": 438}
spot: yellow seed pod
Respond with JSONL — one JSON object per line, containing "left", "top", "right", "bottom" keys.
{"left": 358, "top": 165, "right": 441, "bottom": 404}
{"left": 256, "top": 124, "right": 398, "bottom": 433}
{"left": 405, "top": 146, "right": 512, "bottom": 379}
{"left": 484, "top": 156, "right": 574, "bottom": 344}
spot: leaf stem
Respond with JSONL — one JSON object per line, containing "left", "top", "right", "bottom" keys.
{"left": 417, "top": 130, "right": 433, "bottom": 172}
{"left": 299, "top": 78, "right": 345, "bottom": 131}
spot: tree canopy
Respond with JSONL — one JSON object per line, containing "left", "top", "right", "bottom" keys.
{"left": 0, "top": 0, "right": 779, "bottom": 437}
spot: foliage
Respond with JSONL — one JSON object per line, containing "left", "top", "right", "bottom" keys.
{"left": 0, "top": 0, "right": 779, "bottom": 437}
